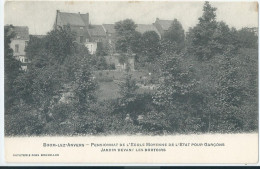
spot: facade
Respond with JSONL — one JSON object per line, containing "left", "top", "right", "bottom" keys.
{"left": 153, "top": 18, "right": 173, "bottom": 38}
{"left": 8, "top": 26, "right": 30, "bottom": 71}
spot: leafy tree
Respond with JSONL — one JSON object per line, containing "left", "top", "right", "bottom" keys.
{"left": 25, "top": 35, "right": 46, "bottom": 61}
{"left": 153, "top": 53, "right": 201, "bottom": 132}
{"left": 74, "top": 56, "right": 98, "bottom": 112}
{"left": 163, "top": 19, "right": 185, "bottom": 53}
{"left": 237, "top": 28, "right": 258, "bottom": 49}
{"left": 117, "top": 74, "right": 139, "bottom": 118}
{"left": 4, "top": 25, "right": 21, "bottom": 112}
{"left": 153, "top": 54, "right": 197, "bottom": 107}
{"left": 114, "top": 19, "right": 142, "bottom": 54}
{"left": 187, "top": 1, "right": 218, "bottom": 60}
{"left": 139, "top": 31, "right": 161, "bottom": 62}
{"left": 45, "top": 26, "right": 76, "bottom": 63}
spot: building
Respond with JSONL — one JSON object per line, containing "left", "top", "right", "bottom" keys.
{"left": 87, "top": 25, "right": 107, "bottom": 54}
{"left": 8, "top": 26, "right": 30, "bottom": 71}
{"left": 136, "top": 24, "right": 161, "bottom": 38}
{"left": 153, "top": 18, "right": 174, "bottom": 37}
{"left": 54, "top": 10, "right": 108, "bottom": 54}
{"left": 54, "top": 10, "right": 90, "bottom": 44}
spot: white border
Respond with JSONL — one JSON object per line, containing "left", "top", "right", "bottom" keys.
{"left": 0, "top": 0, "right": 259, "bottom": 166}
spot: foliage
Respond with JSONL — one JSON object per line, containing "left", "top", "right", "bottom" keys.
{"left": 74, "top": 56, "right": 98, "bottom": 112}
{"left": 237, "top": 28, "right": 258, "bottom": 49}
{"left": 187, "top": 1, "right": 218, "bottom": 60}
{"left": 25, "top": 35, "right": 46, "bottom": 60}
{"left": 96, "top": 42, "right": 107, "bottom": 56}
{"left": 45, "top": 26, "right": 76, "bottom": 63}
{"left": 4, "top": 25, "right": 22, "bottom": 112}
{"left": 115, "top": 19, "right": 142, "bottom": 54}
{"left": 138, "top": 31, "right": 161, "bottom": 62}
{"left": 163, "top": 19, "right": 185, "bottom": 53}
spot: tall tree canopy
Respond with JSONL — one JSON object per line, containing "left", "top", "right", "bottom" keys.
{"left": 163, "top": 19, "right": 185, "bottom": 53}
{"left": 187, "top": 1, "right": 218, "bottom": 60}
{"left": 114, "top": 19, "right": 142, "bottom": 54}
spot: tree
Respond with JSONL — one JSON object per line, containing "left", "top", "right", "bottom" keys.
{"left": 140, "top": 31, "right": 161, "bottom": 62}
{"left": 25, "top": 35, "right": 46, "bottom": 61}
{"left": 45, "top": 26, "right": 76, "bottom": 63}
{"left": 153, "top": 53, "right": 201, "bottom": 132}
{"left": 114, "top": 19, "right": 142, "bottom": 54}
{"left": 163, "top": 19, "right": 185, "bottom": 53}
{"left": 96, "top": 42, "right": 107, "bottom": 56}
{"left": 74, "top": 56, "right": 98, "bottom": 112}
{"left": 117, "top": 73, "right": 139, "bottom": 118}
{"left": 4, "top": 25, "right": 21, "bottom": 112}
{"left": 237, "top": 28, "right": 258, "bottom": 49}
{"left": 187, "top": 1, "right": 218, "bottom": 61}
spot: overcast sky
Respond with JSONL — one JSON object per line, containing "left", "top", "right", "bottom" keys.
{"left": 4, "top": 1, "right": 258, "bottom": 35}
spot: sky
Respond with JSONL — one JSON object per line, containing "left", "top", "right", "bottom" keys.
{"left": 4, "top": 1, "right": 259, "bottom": 35}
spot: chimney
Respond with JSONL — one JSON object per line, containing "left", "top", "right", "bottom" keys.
{"left": 78, "top": 12, "right": 80, "bottom": 14}
{"left": 57, "top": 10, "right": 60, "bottom": 13}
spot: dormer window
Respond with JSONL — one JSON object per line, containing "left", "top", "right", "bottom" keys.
{"left": 80, "top": 27, "right": 83, "bottom": 30}
{"left": 17, "top": 35, "right": 20, "bottom": 39}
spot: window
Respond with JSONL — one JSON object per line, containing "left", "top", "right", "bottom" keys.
{"left": 17, "top": 35, "right": 20, "bottom": 39}
{"left": 15, "top": 44, "right": 19, "bottom": 53}
{"left": 24, "top": 58, "right": 28, "bottom": 63}
{"left": 80, "top": 27, "right": 83, "bottom": 30}
{"left": 80, "top": 36, "right": 84, "bottom": 43}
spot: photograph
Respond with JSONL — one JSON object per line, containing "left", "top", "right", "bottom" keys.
{"left": 3, "top": 0, "right": 259, "bottom": 164}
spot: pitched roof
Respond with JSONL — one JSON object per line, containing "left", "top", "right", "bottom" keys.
{"left": 136, "top": 24, "right": 160, "bottom": 35}
{"left": 88, "top": 25, "right": 106, "bottom": 37}
{"left": 11, "top": 26, "right": 29, "bottom": 40}
{"left": 58, "top": 12, "right": 89, "bottom": 26}
{"left": 155, "top": 19, "right": 173, "bottom": 31}
{"left": 102, "top": 24, "right": 116, "bottom": 34}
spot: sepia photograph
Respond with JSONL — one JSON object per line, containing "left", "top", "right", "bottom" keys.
{"left": 3, "top": 0, "right": 259, "bottom": 164}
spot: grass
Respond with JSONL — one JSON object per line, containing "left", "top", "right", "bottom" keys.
{"left": 96, "top": 81, "right": 154, "bottom": 101}
{"left": 96, "top": 81, "right": 121, "bottom": 101}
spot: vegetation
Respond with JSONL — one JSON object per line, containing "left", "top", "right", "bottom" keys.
{"left": 5, "top": 1, "right": 258, "bottom": 135}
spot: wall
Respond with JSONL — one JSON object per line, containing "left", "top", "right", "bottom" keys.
{"left": 85, "top": 42, "right": 97, "bottom": 55}
{"left": 10, "top": 39, "right": 27, "bottom": 57}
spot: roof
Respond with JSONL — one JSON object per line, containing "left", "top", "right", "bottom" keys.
{"left": 155, "top": 19, "right": 173, "bottom": 31}
{"left": 102, "top": 24, "right": 116, "bottom": 34}
{"left": 58, "top": 12, "right": 89, "bottom": 26}
{"left": 88, "top": 25, "right": 106, "bottom": 37}
{"left": 136, "top": 24, "right": 160, "bottom": 35}
{"left": 10, "top": 26, "right": 29, "bottom": 40}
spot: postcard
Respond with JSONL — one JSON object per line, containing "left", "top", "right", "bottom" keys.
{"left": 3, "top": 0, "right": 259, "bottom": 164}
